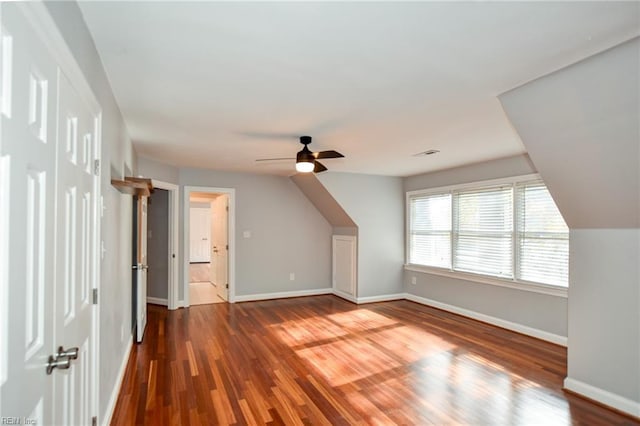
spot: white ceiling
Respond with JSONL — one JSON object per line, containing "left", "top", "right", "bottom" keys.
{"left": 78, "top": 1, "right": 639, "bottom": 177}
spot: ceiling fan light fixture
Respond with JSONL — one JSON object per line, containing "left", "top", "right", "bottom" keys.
{"left": 296, "top": 143, "right": 316, "bottom": 173}
{"left": 295, "top": 161, "right": 315, "bottom": 173}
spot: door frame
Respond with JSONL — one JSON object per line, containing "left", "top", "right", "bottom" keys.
{"left": 151, "top": 180, "right": 180, "bottom": 310}
{"left": 183, "top": 186, "right": 236, "bottom": 305}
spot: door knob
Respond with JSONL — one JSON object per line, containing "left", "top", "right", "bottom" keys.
{"left": 46, "top": 355, "right": 71, "bottom": 374}
{"left": 57, "top": 346, "right": 78, "bottom": 360}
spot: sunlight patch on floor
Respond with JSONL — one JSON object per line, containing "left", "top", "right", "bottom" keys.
{"left": 326, "top": 309, "right": 398, "bottom": 332}
{"left": 296, "top": 336, "right": 402, "bottom": 387}
{"left": 271, "top": 316, "right": 348, "bottom": 347}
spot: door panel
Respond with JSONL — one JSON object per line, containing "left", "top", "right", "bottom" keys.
{"left": 1, "top": 4, "right": 100, "bottom": 424}
{"left": 53, "top": 71, "right": 99, "bottom": 425}
{"left": 333, "top": 236, "right": 357, "bottom": 296}
{"left": 136, "top": 196, "right": 148, "bottom": 343}
{"left": 1, "top": 4, "right": 59, "bottom": 421}
{"left": 189, "top": 207, "right": 211, "bottom": 263}
{"left": 213, "top": 196, "right": 229, "bottom": 301}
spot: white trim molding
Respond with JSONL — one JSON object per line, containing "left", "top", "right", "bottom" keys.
{"left": 405, "top": 293, "right": 568, "bottom": 346}
{"left": 101, "top": 335, "right": 133, "bottom": 426}
{"left": 356, "top": 293, "right": 406, "bottom": 304}
{"left": 332, "top": 289, "right": 358, "bottom": 304}
{"left": 234, "top": 288, "right": 333, "bottom": 303}
{"left": 231, "top": 289, "right": 567, "bottom": 347}
{"left": 564, "top": 377, "right": 640, "bottom": 418}
{"left": 147, "top": 297, "right": 168, "bottom": 306}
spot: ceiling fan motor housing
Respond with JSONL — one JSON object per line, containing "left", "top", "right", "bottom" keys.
{"left": 296, "top": 144, "right": 315, "bottom": 163}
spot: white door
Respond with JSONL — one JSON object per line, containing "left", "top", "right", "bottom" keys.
{"left": 136, "top": 196, "right": 148, "bottom": 343}
{"left": 53, "top": 71, "right": 100, "bottom": 426}
{"left": 333, "top": 235, "right": 357, "bottom": 297}
{"left": 0, "top": 5, "right": 59, "bottom": 421}
{"left": 0, "top": 4, "right": 100, "bottom": 424}
{"left": 189, "top": 206, "right": 211, "bottom": 263}
{"left": 213, "top": 196, "right": 229, "bottom": 301}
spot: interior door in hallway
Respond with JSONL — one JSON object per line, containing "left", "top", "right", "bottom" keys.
{"left": 213, "top": 195, "right": 229, "bottom": 301}
{"left": 189, "top": 206, "right": 211, "bottom": 263}
{"left": 135, "top": 196, "right": 148, "bottom": 343}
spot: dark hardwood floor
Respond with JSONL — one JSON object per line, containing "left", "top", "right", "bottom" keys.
{"left": 111, "top": 295, "right": 638, "bottom": 425}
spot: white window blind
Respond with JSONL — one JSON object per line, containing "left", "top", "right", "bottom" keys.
{"left": 453, "top": 186, "right": 513, "bottom": 278}
{"left": 407, "top": 176, "right": 569, "bottom": 288}
{"left": 516, "top": 182, "right": 569, "bottom": 286}
{"left": 408, "top": 193, "right": 451, "bottom": 268}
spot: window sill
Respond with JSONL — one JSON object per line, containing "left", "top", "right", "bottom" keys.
{"left": 404, "top": 264, "right": 568, "bottom": 298}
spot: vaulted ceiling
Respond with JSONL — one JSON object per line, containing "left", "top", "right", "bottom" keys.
{"left": 78, "top": 1, "right": 639, "bottom": 177}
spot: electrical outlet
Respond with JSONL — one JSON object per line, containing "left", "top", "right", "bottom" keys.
{"left": 411, "top": 276, "right": 417, "bottom": 285}
{"left": 289, "top": 273, "right": 295, "bottom": 281}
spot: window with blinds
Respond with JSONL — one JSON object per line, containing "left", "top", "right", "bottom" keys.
{"left": 407, "top": 177, "right": 569, "bottom": 288}
{"left": 516, "top": 182, "right": 569, "bottom": 286}
{"left": 453, "top": 186, "right": 513, "bottom": 278}
{"left": 408, "top": 193, "right": 451, "bottom": 268}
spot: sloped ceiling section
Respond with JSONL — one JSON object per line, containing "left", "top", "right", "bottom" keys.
{"left": 499, "top": 38, "right": 640, "bottom": 229}
{"left": 290, "top": 173, "right": 356, "bottom": 228}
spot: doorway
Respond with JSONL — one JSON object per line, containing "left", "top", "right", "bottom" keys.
{"left": 146, "top": 180, "right": 179, "bottom": 310}
{"left": 184, "top": 186, "right": 235, "bottom": 306}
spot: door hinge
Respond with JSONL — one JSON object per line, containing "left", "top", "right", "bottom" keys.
{"left": 92, "top": 416, "right": 97, "bottom": 426}
{"left": 226, "top": 205, "right": 229, "bottom": 212}
{"left": 226, "top": 284, "right": 229, "bottom": 289}
{"left": 226, "top": 244, "right": 228, "bottom": 250}
{"left": 92, "top": 288, "right": 98, "bottom": 305}
{"left": 94, "top": 159, "right": 100, "bottom": 176}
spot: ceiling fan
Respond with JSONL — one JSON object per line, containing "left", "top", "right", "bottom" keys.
{"left": 255, "top": 136, "right": 344, "bottom": 173}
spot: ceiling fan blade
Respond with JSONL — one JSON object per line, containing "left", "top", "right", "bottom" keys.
{"left": 313, "top": 150, "right": 344, "bottom": 159}
{"left": 255, "top": 157, "right": 295, "bottom": 162}
{"left": 313, "top": 161, "right": 328, "bottom": 173}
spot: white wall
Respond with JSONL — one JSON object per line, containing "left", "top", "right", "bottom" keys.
{"left": 403, "top": 155, "right": 568, "bottom": 338}
{"left": 317, "top": 172, "right": 405, "bottom": 298}
{"left": 44, "top": 2, "right": 137, "bottom": 422}
{"left": 500, "top": 39, "right": 640, "bottom": 415}
{"left": 138, "top": 156, "right": 179, "bottom": 184}
{"left": 568, "top": 229, "right": 639, "bottom": 406}
{"left": 405, "top": 154, "right": 535, "bottom": 191}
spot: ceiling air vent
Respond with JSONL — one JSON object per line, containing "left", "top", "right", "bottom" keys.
{"left": 412, "top": 149, "right": 440, "bottom": 157}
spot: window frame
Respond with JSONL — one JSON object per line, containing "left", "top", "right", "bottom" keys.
{"left": 405, "top": 174, "right": 568, "bottom": 298}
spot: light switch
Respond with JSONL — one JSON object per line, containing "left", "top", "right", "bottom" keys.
{"left": 243, "top": 230, "right": 251, "bottom": 238}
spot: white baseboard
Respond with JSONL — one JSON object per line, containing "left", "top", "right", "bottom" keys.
{"left": 332, "top": 289, "right": 358, "bottom": 303}
{"left": 564, "top": 377, "right": 640, "bottom": 418}
{"left": 234, "top": 288, "right": 333, "bottom": 302}
{"left": 405, "top": 293, "right": 568, "bottom": 346}
{"left": 147, "top": 297, "right": 168, "bottom": 306}
{"left": 356, "top": 293, "right": 406, "bottom": 304}
{"left": 101, "top": 335, "right": 133, "bottom": 426}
